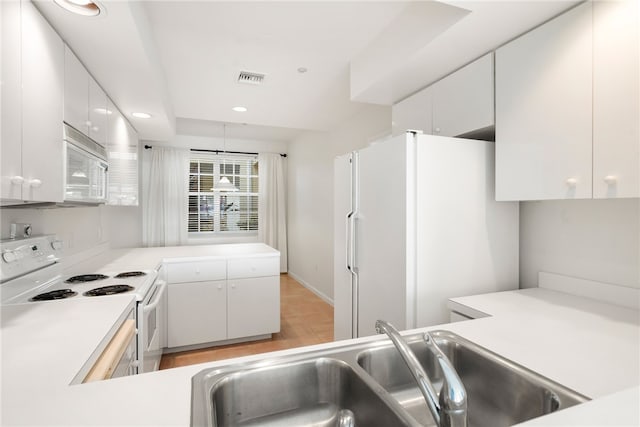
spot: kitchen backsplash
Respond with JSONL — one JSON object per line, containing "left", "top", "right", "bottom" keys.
{"left": 0, "top": 205, "right": 142, "bottom": 256}
{"left": 520, "top": 198, "right": 640, "bottom": 289}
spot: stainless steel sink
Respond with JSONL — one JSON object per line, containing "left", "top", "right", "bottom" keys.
{"left": 192, "top": 330, "right": 589, "bottom": 427}
{"left": 191, "top": 356, "right": 417, "bottom": 426}
{"left": 357, "top": 331, "right": 588, "bottom": 426}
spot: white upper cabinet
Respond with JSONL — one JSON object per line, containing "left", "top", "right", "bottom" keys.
{"left": 432, "top": 53, "right": 494, "bottom": 138}
{"left": 1, "top": 0, "right": 23, "bottom": 201}
{"left": 64, "top": 45, "right": 108, "bottom": 146}
{"left": 592, "top": 0, "right": 639, "bottom": 199}
{"left": 392, "top": 53, "right": 494, "bottom": 139}
{"left": 496, "top": 3, "right": 593, "bottom": 201}
{"left": 19, "top": 0, "right": 65, "bottom": 203}
{"left": 64, "top": 46, "right": 89, "bottom": 135}
{"left": 106, "top": 99, "right": 139, "bottom": 206}
{"left": 88, "top": 77, "right": 108, "bottom": 146}
{"left": 392, "top": 88, "right": 433, "bottom": 136}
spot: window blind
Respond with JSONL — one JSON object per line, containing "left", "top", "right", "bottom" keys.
{"left": 188, "top": 153, "right": 258, "bottom": 233}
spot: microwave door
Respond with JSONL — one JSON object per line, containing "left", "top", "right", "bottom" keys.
{"left": 66, "top": 143, "right": 108, "bottom": 203}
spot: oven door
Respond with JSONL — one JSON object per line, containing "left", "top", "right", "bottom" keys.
{"left": 139, "top": 279, "right": 167, "bottom": 374}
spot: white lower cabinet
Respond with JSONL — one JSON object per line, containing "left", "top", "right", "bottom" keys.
{"left": 227, "top": 276, "right": 280, "bottom": 340}
{"left": 167, "top": 280, "right": 227, "bottom": 348}
{"left": 165, "top": 255, "right": 280, "bottom": 349}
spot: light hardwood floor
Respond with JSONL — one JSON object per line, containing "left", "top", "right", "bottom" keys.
{"left": 159, "top": 274, "right": 334, "bottom": 369}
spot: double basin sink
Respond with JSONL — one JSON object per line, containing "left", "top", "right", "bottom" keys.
{"left": 191, "top": 330, "right": 588, "bottom": 426}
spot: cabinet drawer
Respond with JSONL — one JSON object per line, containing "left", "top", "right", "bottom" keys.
{"left": 166, "top": 259, "right": 226, "bottom": 283}
{"left": 227, "top": 256, "right": 279, "bottom": 279}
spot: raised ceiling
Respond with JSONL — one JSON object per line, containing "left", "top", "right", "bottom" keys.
{"left": 35, "top": 0, "right": 579, "bottom": 142}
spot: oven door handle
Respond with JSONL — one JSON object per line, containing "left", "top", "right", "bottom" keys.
{"left": 143, "top": 280, "right": 167, "bottom": 314}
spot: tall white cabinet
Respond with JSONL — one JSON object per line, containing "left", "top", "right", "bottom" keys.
{"left": 1, "top": 0, "right": 64, "bottom": 204}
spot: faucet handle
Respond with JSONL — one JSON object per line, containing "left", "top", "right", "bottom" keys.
{"left": 424, "top": 332, "right": 468, "bottom": 427}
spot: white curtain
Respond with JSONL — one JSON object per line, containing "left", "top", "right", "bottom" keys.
{"left": 145, "top": 147, "right": 190, "bottom": 247}
{"left": 258, "top": 153, "right": 288, "bottom": 272}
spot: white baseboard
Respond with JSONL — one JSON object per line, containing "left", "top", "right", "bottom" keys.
{"left": 538, "top": 271, "right": 640, "bottom": 310}
{"left": 286, "top": 271, "right": 334, "bottom": 306}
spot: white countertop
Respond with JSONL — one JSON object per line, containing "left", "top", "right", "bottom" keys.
{"left": 66, "top": 243, "right": 279, "bottom": 274}
{"left": 2, "top": 244, "right": 639, "bottom": 426}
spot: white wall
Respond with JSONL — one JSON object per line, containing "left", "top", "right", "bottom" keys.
{"left": 520, "top": 198, "right": 640, "bottom": 289}
{"left": 287, "top": 105, "right": 391, "bottom": 302}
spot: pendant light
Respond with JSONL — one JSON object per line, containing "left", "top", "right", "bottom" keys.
{"left": 213, "top": 123, "right": 239, "bottom": 192}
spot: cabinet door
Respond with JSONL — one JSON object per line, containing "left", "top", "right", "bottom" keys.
{"left": 167, "top": 280, "right": 227, "bottom": 348}
{"left": 64, "top": 46, "right": 89, "bottom": 135}
{"left": 593, "top": 0, "right": 640, "bottom": 199}
{"left": 391, "top": 87, "right": 432, "bottom": 137}
{"left": 21, "top": 1, "right": 64, "bottom": 203}
{"left": 432, "top": 53, "right": 494, "bottom": 137}
{"left": 1, "top": 0, "right": 22, "bottom": 200}
{"left": 496, "top": 3, "right": 593, "bottom": 201}
{"left": 107, "top": 100, "right": 139, "bottom": 205}
{"left": 227, "top": 276, "right": 279, "bottom": 340}
{"left": 88, "top": 77, "right": 108, "bottom": 145}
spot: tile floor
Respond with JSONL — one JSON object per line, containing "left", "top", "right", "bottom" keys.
{"left": 159, "top": 273, "right": 334, "bottom": 369}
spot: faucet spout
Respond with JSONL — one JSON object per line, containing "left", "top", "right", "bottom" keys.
{"left": 375, "top": 320, "right": 467, "bottom": 427}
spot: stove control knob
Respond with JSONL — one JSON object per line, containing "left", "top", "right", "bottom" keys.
{"left": 2, "top": 251, "right": 18, "bottom": 263}
{"left": 51, "top": 240, "right": 63, "bottom": 251}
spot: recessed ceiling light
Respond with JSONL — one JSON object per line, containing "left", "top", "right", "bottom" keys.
{"left": 297, "top": 67, "right": 308, "bottom": 74}
{"left": 232, "top": 106, "right": 248, "bottom": 112}
{"left": 53, "top": 0, "right": 102, "bottom": 16}
{"left": 131, "top": 112, "right": 152, "bottom": 119}
{"left": 93, "top": 108, "right": 112, "bottom": 115}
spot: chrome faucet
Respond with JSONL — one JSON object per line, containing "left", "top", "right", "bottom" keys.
{"left": 375, "top": 320, "right": 468, "bottom": 427}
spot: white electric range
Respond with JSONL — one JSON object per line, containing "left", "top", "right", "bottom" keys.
{"left": 0, "top": 235, "right": 166, "bottom": 374}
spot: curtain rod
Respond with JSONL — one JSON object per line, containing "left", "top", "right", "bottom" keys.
{"left": 143, "top": 144, "right": 287, "bottom": 158}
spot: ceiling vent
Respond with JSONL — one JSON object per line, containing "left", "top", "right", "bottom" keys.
{"left": 237, "top": 71, "right": 265, "bottom": 85}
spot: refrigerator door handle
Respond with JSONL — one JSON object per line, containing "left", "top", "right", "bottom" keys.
{"left": 347, "top": 212, "right": 356, "bottom": 272}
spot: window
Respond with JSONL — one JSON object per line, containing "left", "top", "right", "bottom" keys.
{"left": 188, "top": 154, "right": 259, "bottom": 233}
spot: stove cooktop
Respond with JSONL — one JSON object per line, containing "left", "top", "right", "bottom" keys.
{"left": 1, "top": 267, "right": 157, "bottom": 305}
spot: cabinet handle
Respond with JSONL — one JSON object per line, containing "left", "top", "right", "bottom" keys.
{"left": 231, "top": 283, "right": 236, "bottom": 289}
{"left": 604, "top": 175, "right": 618, "bottom": 185}
{"left": 10, "top": 176, "right": 24, "bottom": 185}
{"left": 29, "top": 179, "right": 42, "bottom": 188}
{"left": 565, "top": 178, "right": 578, "bottom": 187}
{"left": 434, "top": 127, "right": 441, "bottom": 134}
{"left": 217, "top": 284, "right": 222, "bottom": 290}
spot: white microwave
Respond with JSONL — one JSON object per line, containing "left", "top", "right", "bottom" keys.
{"left": 63, "top": 123, "right": 108, "bottom": 204}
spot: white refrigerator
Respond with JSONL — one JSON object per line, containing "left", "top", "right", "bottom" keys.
{"left": 334, "top": 132, "right": 519, "bottom": 340}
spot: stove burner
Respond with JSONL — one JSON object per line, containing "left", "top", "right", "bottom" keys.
{"left": 30, "top": 289, "right": 77, "bottom": 301}
{"left": 83, "top": 285, "right": 134, "bottom": 297}
{"left": 114, "top": 271, "right": 147, "bottom": 278}
{"left": 65, "top": 274, "right": 109, "bottom": 284}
